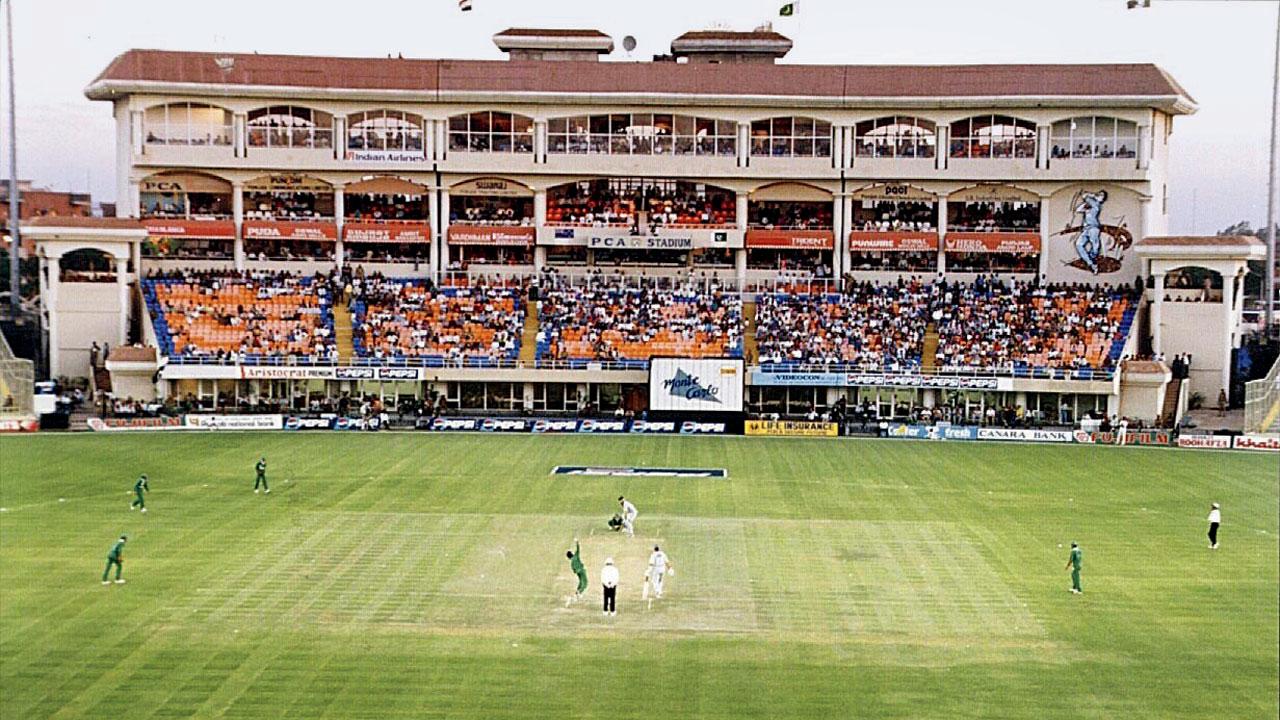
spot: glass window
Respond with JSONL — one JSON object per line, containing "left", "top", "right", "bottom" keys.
{"left": 246, "top": 106, "right": 333, "bottom": 149}
{"left": 1050, "top": 116, "right": 1139, "bottom": 160}
{"left": 749, "top": 116, "right": 832, "bottom": 158}
{"left": 853, "top": 116, "right": 937, "bottom": 159}
{"left": 547, "top": 113, "right": 735, "bottom": 156}
{"left": 445, "top": 111, "right": 535, "bottom": 154}
{"left": 949, "top": 115, "right": 1036, "bottom": 159}
{"left": 144, "top": 103, "right": 233, "bottom": 146}
{"left": 346, "top": 110, "right": 424, "bottom": 153}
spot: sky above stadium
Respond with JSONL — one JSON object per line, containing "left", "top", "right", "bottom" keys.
{"left": 3, "top": 0, "right": 1276, "bottom": 234}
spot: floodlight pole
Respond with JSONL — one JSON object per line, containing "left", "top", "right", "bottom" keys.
{"left": 4, "top": 0, "right": 18, "bottom": 314}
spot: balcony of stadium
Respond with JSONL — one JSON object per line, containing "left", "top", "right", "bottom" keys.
{"left": 138, "top": 171, "right": 236, "bottom": 267}
{"left": 846, "top": 183, "right": 940, "bottom": 279}
{"left": 342, "top": 176, "right": 432, "bottom": 273}
{"left": 943, "top": 185, "right": 1043, "bottom": 278}
{"left": 443, "top": 177, "right": 536, "bottom": 275}
{"left": 744, "top": 183, "right": 836, "bottom": 286}
{"left": 240, "top": 174, "right": 337, "bottom": 268}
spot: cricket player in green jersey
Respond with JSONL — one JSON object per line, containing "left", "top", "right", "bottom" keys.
{"left": 102, "top": 535, "right": 127, "bottom": 584}
{"left": 565, "top": 538, "right": 588, "bottom": 606}
{"left": 254, "top": 457, "right": 269, "bottom": 494}
{"left": 129, "top": 475, "right": 149, "bottom": 513}
{"left": 1064, "top": 542, "right": 1083, "bottom": 594}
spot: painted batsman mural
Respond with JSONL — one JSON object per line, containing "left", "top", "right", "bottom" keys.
{"left": 1046, "top": 185, "right": 1142, "bottom": 281}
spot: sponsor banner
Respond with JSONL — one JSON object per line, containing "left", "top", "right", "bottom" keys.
{"left": 950, "top": 184, "right": 1041, "bottom": 204}
{"left": 86, "top": 416, "right": 185, "bottom": 432}
{"left": 0, "top": 417, "right": 39, "bottom": 433}
{"left": 944, "top": 232, "right": 1041, "bottom": 254}
{"left": 478, "top": 418, "right": 530, "bottom": 433}
{"left": 750, "top": 371, "right": 1007, "bottom": 391}
{"left": 539, "top": 226, "right": 744, "bottom": 249}
{"left": 424, "top": 417, "right": 729, "bottom": 435}
{"left": 241, "top": 366, "right": 336, "bottom": 380}
{"left": 141, "top": 174, "right": 231, "bottom": 194}
{"left": 745, "top": 229, "right": 835, "bottom": 250}
{"left": 575, "top": 419, "right": 629, "bottom": 433}
{"left": 284, "top": 415, "right": 367, "bottom": 431}
{"left": 142, "top": 218, "right": 235, "bottom": 239}
{"left": 447, "top": 225, "right": 536, "bottom": 246}
{"left": 679, "top": 421, "right": 727, "bottom": 435}
{"left": 847, "top": 231, "right": 939, "bottom": 252}
{"left": 343, "top": 149, "right": 425, "bottom": 163}
{"left": 977, "top": 427, "right": 1073, "bottom": 443}
{"left": 851, "top": 183, "right": 937, "bottom": 202}
{"left": 650, "top": 358, "right": 744, "bottom": 413}
{"left": 428, "top": 417, "right": 479, "bottom": 432}
{"left": 744, "top": 420, "right": 838, "bottom": 437}
{"left": 242, "top": 220, "right": 337, "bottom": 242}
{"left": 552, "top": 466, "right": 727, "bottom": 478}
{"left": 531, "top": 418, "right": 583, "bottom": 434}
{"left": 1233, "top": 434, "right": 1280, "bottom": 452}
{"left": 1176, "top": 435, "right": 1233, "bottom": 450}
{"left": 343, "top": 222, "right": 430, "bottom": 244}
{"left": 184, "top": 414, "right": 283, "bottom": 431}
{"left": 887, "top": 423, "right": 980, "bottom": 440}
{"left": 451, "top": 178, "right": 533, "bottom": 197}
{"left": 239, "top": 366, "right": 420, "bottom": 381}
{"left": 1072, "top": 430, "right": 1173, "bottom": 446}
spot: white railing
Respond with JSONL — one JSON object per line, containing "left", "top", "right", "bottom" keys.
{"left": 1244, "top": 353, "right": 1280, "bottom": 434}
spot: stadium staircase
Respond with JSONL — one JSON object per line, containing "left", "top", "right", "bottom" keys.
{"left": 742, "top": 300, "right": 758, "bottom": 364}
{"left": 519, "top": 307, "right": 540, "bottom": 366}
{"left": 333, "top": 304, "right": 356, "bottom": 364}
{"left": 1159, "top": 378, "right": 1183, "bottom": 428}
{"left": 921, "top": 324, "right": 939, "bottom": 371}
{"left": 92, "top": 367, "right": 112, "bottom": 393}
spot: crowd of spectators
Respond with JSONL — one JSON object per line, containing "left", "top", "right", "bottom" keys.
{"left": 947, "top": 202, "right": 1039, "bottom": 232}
{"left": 852, "top": 201, "right": 936, "bottom": 232}
{"left": 244, "top": 192, "right": 333, "bottom": 220}
{"left": 344, "top": 194, "right": 428, "bottom": 222}
{"left": 144, "top": 269, "right": 337, "bottom": 363}
{"left": 536, "top": 274, "right": 742, "bottom": 363}
{"left": 930, "top": 277, "right": 1136, "bottom": 371}
{"left": 755, "top": 278, "right": 933, "bottom": 368}
{"left": 546, "top": 181, "right": 735, "bottom": 227}
{"left": 352, "top": 278, "right": 523, "bottom": 363}
{"left": 748, "top": 201, "right": 832, "bottom": 229}
{"left": 451, "top": 197, "right": 534, "bottom": 225}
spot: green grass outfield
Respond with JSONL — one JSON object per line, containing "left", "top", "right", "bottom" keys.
{"left": 0, "top": 433, "right": 1276, "bottom": 719}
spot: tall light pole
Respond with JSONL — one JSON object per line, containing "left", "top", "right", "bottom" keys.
{"left": 1129, "top": 0, "right": 1280, "bottom": 334}
{"left": 3, "top": 0, "right": 17, "bottom": 314}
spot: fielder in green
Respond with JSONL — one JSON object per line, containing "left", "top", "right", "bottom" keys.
{"left": 254, "top": 457, "right": 269, "bottom": 494}
{"left": 1064, "top": 542, "right": 1083, "bottom": 594}
{"left": 102, "top": 535, "right": 127, "bottom": 584}
{"left": 565, "top": 538, "right": 588, "bottom": 606}
{"left": 129, "top": 474, "right": 149, "bottom": 513}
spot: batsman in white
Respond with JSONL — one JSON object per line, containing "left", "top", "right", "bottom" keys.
{"left": 644, "top": 545, "right": 673, "bottom": 603}
{"left": 618, "top": 496, "right": 638, "bottom": 537}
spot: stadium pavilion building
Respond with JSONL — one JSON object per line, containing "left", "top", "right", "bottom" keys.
{"left": 24, "top": 28, "right": 1267, "bottom": 427}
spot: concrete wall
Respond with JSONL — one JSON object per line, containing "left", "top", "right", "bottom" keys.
{"left": 55, "top": 283, "right": 123, "bottom": 379}
{"left": 1160, "top": 301, "right": 1226, "bottom": 401}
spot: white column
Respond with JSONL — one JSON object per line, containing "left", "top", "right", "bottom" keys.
{"left": 334, "top": 184, "right": 345, "bottom": 270}
{"left": 424, "top": 119, "right": 436, "bottom": 163}
{"left": 126, "top": 179, "right": 141, "bottom": 219}
{"left": 736, "top": 192, "right": 748, "bottom": 230}
{"left": 116, "top": 256, "right": 129, "bottom": 345}
{"left": 534, "top": 120, "right": 548, "bottom": 163}
{"left": 735, "top": 249, "right": 747, "bottom": 287}
{"left": 234, "top": 113, "right": 247, "bottom": 158}
{"left": 435, "top": 121, "right": 447, "bottom": 161}
{"left": 439, "top": 190, "right": 451, "bottom": 273}
{"left": 232, "top": 182, "right": 245, "bottom": 270}
{"left": 936, "top": 125, "right": 948, "bottom": 171}
{"left": 1152, "top": 271, "right": 1166, "bottom": 356}
{"left": 428, "top": 187, "right": 440, "bottom": 280}
{"left": 1036, "top": 125, "right": 1050, "bottom": 169}
{"left": 937, "top": 196, "right": 948, "bottom": 276}
{"left": 535, "top": 189, "right": 547, "bottom": 226}
{"left": 1038, "top": 198, "right": 1051, "bottom": 283}
{"left": 737, "top": 122, "right": 750, "bottom": 168}
{"left": 333, "top": 117, "right": 346, "bottom": 161}
{"left": 47, "top": 256, "right": 60, "bottom": 378}
{"left": 840, "top": 193, "right": 853, "bottom": 279}
{"left": 1137, "top": 125, "right": 1151, "bottom": 170}
{"left": 1221, "top": 269, "right": 1235, "bottom": 394}
{"left": 831, "top": 126, "right": 845, "bottom": 170}
{"left": 534, "top": 245, "right": 547, "bottom": 272}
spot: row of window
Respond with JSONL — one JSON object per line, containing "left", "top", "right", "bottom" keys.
{"left": 142, "top": 103, "right": 1144, "bottom": 161}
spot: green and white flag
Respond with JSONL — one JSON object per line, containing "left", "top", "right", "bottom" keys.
{"left": 779, "top": 2, "right": 797, "bottom": 16}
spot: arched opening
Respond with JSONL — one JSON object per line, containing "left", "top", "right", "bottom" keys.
{"left": 745, "top": 182, "right": 835, "bottom": 276}
{"left": 247, "top": 106, "right": 334, "bottom": 149}
{"left": 1051, "top": 117, "right": 1138, "bottom": 159}
{"left": 848, "top": 184, "right": 939, "bottom": 273}
{"left": 346, "top": 110, "right": 425, "bottom": 153}
{"left": 949, "top": 115, "right": 1037, "bottom": 159}
{"left": 143, "top": 102, "right": 233, "bottom": 146}
{"left": 749, "top": 116, "right": 832, "bottom": 158}
{"left": 1162, "top": 266, "right": 1224, "bottom": 302}
{"left": 242, "top": 175, "right": 336, "bottom": 261}
{"left": 343, "top": 176, "right": 431, "bottom": 265}
{"left": 59, "top": 248, "right": 118, "bottom": 283}
{"left": 140, "top": 172, "right": 236, "bottom": 260}
{"left": 945, "top": 185, "right": 1041, "bottom": 274}
{"left": 853, "top": 117, "right": 937, "bottom": 159}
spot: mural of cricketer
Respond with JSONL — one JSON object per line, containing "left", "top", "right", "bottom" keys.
{"left": 1074, "top": 190, "right": 1108, "bottom": 274}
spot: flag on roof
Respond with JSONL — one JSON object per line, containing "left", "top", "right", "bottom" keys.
{"left": 779, "top": 3, "right": 797, "bottom": 16}
{"left": 459, "top": 0, "right": 472, "bottom": 11}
